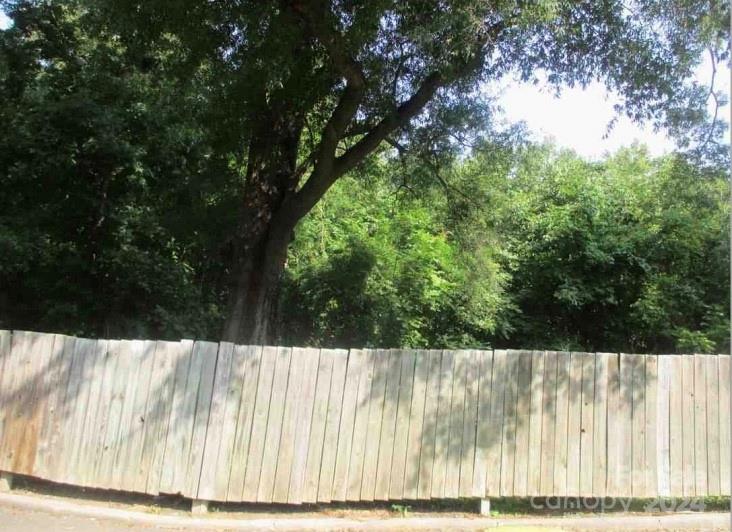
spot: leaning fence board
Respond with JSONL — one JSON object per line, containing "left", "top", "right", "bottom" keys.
{"left": 360, "top": 349, "right": 390, "bottom": 501}
{"left": 332, "top": 349, "right": 363, "bottom": 501}
{"left": 317, "top": 349, "right": 348, "bottom": 503}
{"left": 198, "top": 341, "right": 236, "bottom": 501}
{"left": 182, "top": 341, "right": 218, "bottom": 498}
{"left": 273, "top": 348, "right": 307, "bottom": 503}
{"left": 429, "top": 349, "right": 455, "bottom": 498}
{"left": 403, "top": 350, "right": 430, "bottom": 499}
{"left": 0, "top": 330, "right": 730, "bottom": 505}
{"left": 417, "top": 350, "right": 443, "bottom": 499}
{"left": 257, "top": 346, "right": 292, "bottom": 503}
{"left": 302, "top": 349, "right": 335, "bottom": 503}
{"left": 287, "top": 347, "right": 321, "bottom": 504}
{"left": 227, "top": 345, "right": 263, "bottom": 501}
{"left": 389, "top": 349, "right": 418, "bottom": 500}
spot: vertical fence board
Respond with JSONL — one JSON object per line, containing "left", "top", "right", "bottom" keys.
{"left": 287, "top": 347, "right": 321, "bottom": 504}
{"left": 539, "top": 351, "right": 557, "bottom": 495}
{"left": 668, "top": 355, "right": 683, "bottom": 495}
{"left": 704, "top": 355, "right": 719, "bottom": 496}
{"left": 404, "top": 350, "right": 430, "bottom": 500}
{"left": 656, "top": 355, "right": 671, "bottom": 497}
{"left": 444, "top": 350, "right": 466, "bottom": 499}
{"left": 552, "top": 352, "right": 570, "bottom": 496}
{"left": 227, "top": 345, "right": 263, "bottom": 501}
{"left": 485, "top": 350, "right": 506, "bottom": 496}
{"left": 644, "top": 355, "right": 658, "bottom": 497}
{"left": 526, "top": 351, "right": 544, "bottom": 496}
{"left": 579, "top": 353, "right": 595, "bottom": 496}
{"left": 331, "top": 349, "right": 362, "bottom": 501}
{"left": 630, "top": 354, "right": 646, "bottom": 497}
{"left": 566, "top": 353, "right": 583, "bottom": 496}
{"left": 429, "top": 349, "right": 455, "bottom": 498}
{"left": 389, "top": 349, "right": 418, "bottom": 500}
{"left": 692, "top": 354, "right": 708, "bottom": 496}
{"left": 499, "top": 350, "right": 519, "bottom": 496}
{"left": 317, "top": 349, "right": 348, "bottom": 502}
{"left": 472, "top": 350, "right": 494, "bottom": 497}
{"left": 681, "top": 354, "right": 695, "bottom": 497}
{"left": 417, "top": 350, "right": 443, "bottom": 499}
{"left": 459, "top": 350, "right": 480, "bottom": 498}
{"left": 273, "top": 348, "right": 307, "bottom": 503}
{"left": 257, "top": 346, "right": 292, "bottom": 503}
{"left": 719, "top": 355, "right": 730, "bottom": 495}
{"left": 345, "top": 350, "right": 375, "bottom": 501}
{"left": 301, "top": 349, "right": 334, "bottom": 503}
{"left": 592, "top": 353, "right": 609, "bottom": 497}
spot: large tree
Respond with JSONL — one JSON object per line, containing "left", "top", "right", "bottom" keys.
{"left": 6, "top": 0, "right": 729, "bottom": 343}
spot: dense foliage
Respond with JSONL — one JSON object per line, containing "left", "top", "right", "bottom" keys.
{"left": 0, "top": 2, "right": 729, "bottom": 352}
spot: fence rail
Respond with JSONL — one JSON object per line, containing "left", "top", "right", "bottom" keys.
{"left": 0, "top": 330, "right": 729, "bottom": 503}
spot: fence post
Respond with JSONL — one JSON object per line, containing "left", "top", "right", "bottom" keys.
{"left": 0, "top": 472, "right": 13, "bottom": 492}
{"left": 479, "top": 498, "right": 491, "bottom": 516}
{"left": 191, "top": 499, "right": 209, "bottom": 514}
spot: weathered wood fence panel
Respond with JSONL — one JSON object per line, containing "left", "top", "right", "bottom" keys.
{"left": 0, "top": 330, "right": 729, "bottom": 503}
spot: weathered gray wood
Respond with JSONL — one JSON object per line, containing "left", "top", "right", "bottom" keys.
{"left": 287, "top": 347, "right": 321, "bottom": 504}
{"left": 389, "top": 349, "right": 417, "bottom": 500}
{"left": 429, "top": 349, "right": 455, "bottom": 498}
{"left": 458, "top": 350, "right": 480, "bottom": 498}
{"left": 198, "top": 342, "right": 236, "bottom": 501}
{"left": 551, "top": 352, "right": 570, "bottom": 496}
{"left": 605, "top": 353, "right": 621, "bottom": 496}
{"left": 241, "top": 345, "right": 278, "bottom": 501}
{"left": 158, "top": 340, "right": 194, "bottom": 494}
{"left": 692, "top": 354, "right": 707, "bottom": 496}
{"left": 630, "top": 354, "right": 646, "bottom": 497}
{"left": 578, "top": 353, "right": 594, "bottom": 496}
{"left": 226, "top": 345, "right": 263, "bottom": 501}
{"left": 681, "top": 354, "right": 695, "bottom": 497}
{"left": 485, "top": 350, "right": 506, "bottom": 496}
{"left": 472, "top": 350, "right": 494, "bottom": 497}
{"left": 444, "top": 350, "right": 467, "bottom": 499}
{"left": 0, "top": 331, "right": 18, "bottom": 459}
{"left": 498, "top": 350, "right": 518, "bottom": 496}
{"left": 302, "top": 349, "right": 334, "bottom": 503}
{"left": 120, "top": 341, "right": 158, "bottom": 492}
{"left": 404, "top": 350, "right": 430, "bottom": 500}
{"left": 316, "top": 349, "right": 348, "bottom": 502}
{"left": 644, "top": 355, "right": 658, "bottom": 497}
{"left": 656, "top": 355, "right": 671, "bottom": 497}
{"left": 592, "top": 353, "right": 610, "bottom": 498}
{"left": 565, "top": 353, "right": 583, "bottom": 496}
{"left": 704, "top": 355, "right": 720, "bottom": 496}
{"left": 332, "top": 349, "right": 364, "bottom": 501}
{"left": 256, "top": 346, "right": 292, "bottom": 503}
{"left": 719, "top": 355, "right": 730, "bottom": 495}
{"left": 526, "top": 351, "right": 544, "bottom": 496}
{"left": 272, "top": 348, "right": 307, "bottom": 504}
{"left": 182, "top": 341, "right": 218, "bottom": 498}
{"left": 360, "top": 349, "right": 389, "bottom": 501}
{"left": 668, "top": 354, "right": 683, "bottom": 495}
{"left": 111, "top": 341, "right": 145, "bottom": 490}
{"left": 345, "top": 349, "right": 375, "bottom": 501}
{"left": 374, "top": 349, "right": 404, "bottom": 500}
{"left": 618, "top": 354, "right": 633, "bottom": 496}
{"left": 417, "top": 349, "right": 443, "bottom": 500}
{"left": 539, "top": 351, "right": 558, "bottom": 495}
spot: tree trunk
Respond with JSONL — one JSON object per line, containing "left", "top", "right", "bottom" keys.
{"left": 221, "top": 108, "right": 303, "bottom": 344}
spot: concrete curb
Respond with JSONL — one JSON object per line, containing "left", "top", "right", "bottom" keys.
{"left": 0, "top": 491, "right": 728, "bottom": 530}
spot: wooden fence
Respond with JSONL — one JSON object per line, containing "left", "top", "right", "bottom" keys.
{"left": 0, "top": 330, "right": 729, "bottom": 504}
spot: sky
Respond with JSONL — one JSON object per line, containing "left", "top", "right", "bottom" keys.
{"left": 1, "top": 10, "right": 728, "bottom": 160}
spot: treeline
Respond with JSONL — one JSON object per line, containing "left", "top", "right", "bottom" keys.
{"left": 0, "top": 3, "right": 729, "bottom": 353}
